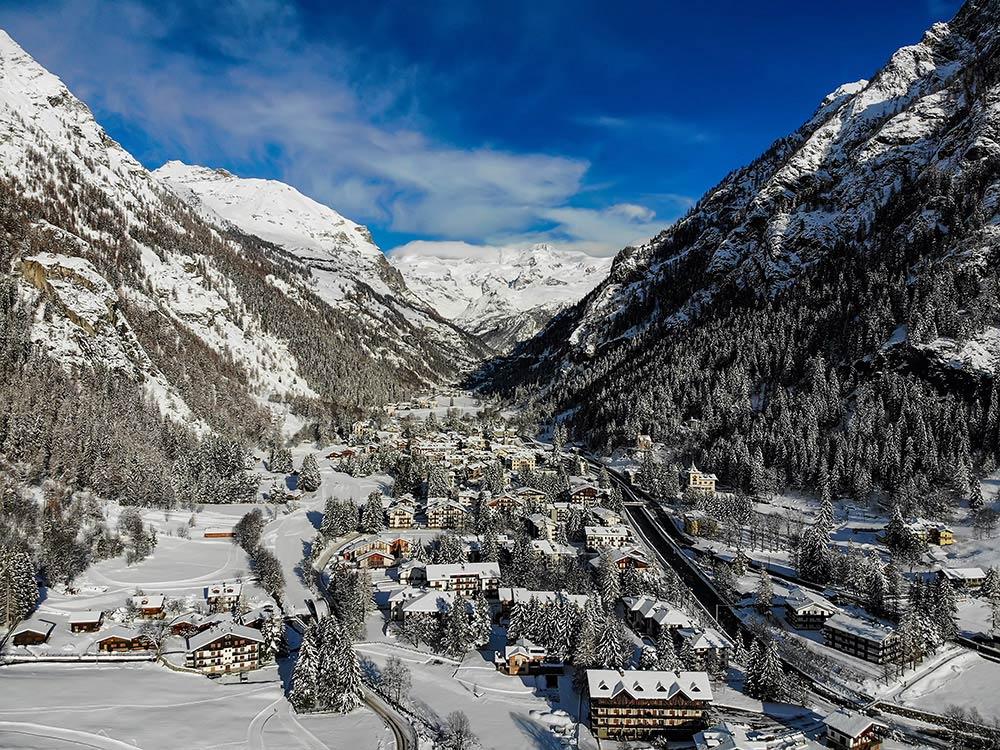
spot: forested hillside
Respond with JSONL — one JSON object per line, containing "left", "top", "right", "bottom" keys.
{"left": 480, "top": 0, "right": 1000, "bottom": 515}
{"left": 0, "top": 28, "right": 486, "bottom": 512}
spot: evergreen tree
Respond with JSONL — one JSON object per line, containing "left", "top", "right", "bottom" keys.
{"left": 331, "top": 619, "right": 363, "bottom": 713}
{"left": 639, "top": 645, "right": 659, "bottom": 670}
{"left": 360, "top": 492, "right": 385, "bottom": 533}
{"left": 298, "top": 453, "right": 322, "bottom": 493}
{"left": 443, "top": 595, "right": 471, "bottom": 657}
{"left": 471, "top": 592, "right": 492, "bottom": 648}
{"left": 656, "top": 627, "right": 681, "bottom": 671}
{"left": 290, "top": 623, "right": 319, "bottom": 712}
{"left": 0, "top": 544, "right": 37, "bottom": 627}
{"left": 934, "top": 578, "right": 958, "bottom": 640}
{"left": 748, "top": 637, "right": 784, "bottom": 702}
{"left": 595, "top": 615, "right": 629, "bottom": 669}
{"left": 597, "top": 549, "right": 621, "bottom": 608}
{"left": 755, "top": 571, "right": 773, "bottom": 615}
{"left": 269, "top": 447, "right": 293, "bottom": 474}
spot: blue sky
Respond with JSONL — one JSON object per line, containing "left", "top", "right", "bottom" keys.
{"left": 0, "top": 0, "right": 964, "bottom": 256}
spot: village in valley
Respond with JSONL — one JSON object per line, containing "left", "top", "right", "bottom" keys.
{"left": 3, "top": 391, "right": 999, "bottom": 750}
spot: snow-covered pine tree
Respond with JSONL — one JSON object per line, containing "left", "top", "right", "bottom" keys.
{"left": 360, "top": 492, "right": 385, "bottom": 533}
{"left": 331, "top": 619, "right": 363, "bottom": 713}
{"left": 471, "top": 591, "right": 492, "bottom": 648}
{"left": 597, "top": 550, "right": 621, "bottom": 608}
{"left": 934, "top": 577, "right": 958, "bottom": 640}
{"left": 656, "top": 627, "right": 681, "bottom": 671}
{"left": 678, "top": 638, "right": 698, "bottom": 670}
{"left": 749, "top": 638, "right": 785, "bottom": 702}
{"left": 743, "top": 638, "right": 761, "bottom": 697}
{"left": 755, "top": 571, "right": 773, "bottom": 615}
{"left": 299, "top": 453, "right": 322, "bottom": 493}
{"left": 315, "top": 615, "right": 342, "bottom": 710}
{"left": 442, "top": 595, "right": 471, "bottom": 657}
{"left": 290, "top": 623, "right": 319, "bottom": 712}
{"left": 595, "top": 615, "right": 629, "bottom": 669}
{"left": 0, "top": 544, "right": 37, "bottom": 627}
{"left": 260, "top": 612, "right": 285, "bottom": 663}
{"left": 639, "top": 645, "right": 658, "bottom": 670}
{"left": 571, "top": 598, "right": 599, "bottom": 673}
{"left": 269, "top": 447, "right": 293, "bottom": 475}
{"left": 480, "top": 520, "right": 499, "bottom": 562}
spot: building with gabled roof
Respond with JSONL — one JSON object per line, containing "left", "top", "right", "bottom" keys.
{"left": 622, "top": 595, "right": 692, "bottom": 635}
{"left": 823, "top": 708, "right": 886, "bottom": 750}
{"left": 822, "top": 614, "right": 899, "bottom": 665}
{"left": 129, "top": 594, "right": 165, "bottom": 619}
{"left": 686, "top": 464, "right": 718, "bottom": 494}
{"left": 11, "top": 618, "right": 55, "bottom": 646}
{"left": 584, "top": 525, "right": 632, "bottom": 550}
{"left": 783, "top": 586, "right": 838, "bottom": 630}
{"left": 68, "top": 611, "right": 103, "bottom": 633}
{"left": 425, "top": 561, "right": 500, "bottom": 596}
{"left": 185, "top": 622, "right": 263, "bottom": 674}
{"left": 494, "top": 637, "right": 549, "bottom": 675}
{"left": 95, "top": 626, "right": 156, "bottom": 653}
{"left": 587, "top": 669, "right": 713, "bottom": 740}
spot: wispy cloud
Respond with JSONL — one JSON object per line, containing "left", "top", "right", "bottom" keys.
{"left": 575, "top": 113, "right": 714, "bottom": 144}
{"left": 1, "top": 0, "right": 684, "bottom": 257}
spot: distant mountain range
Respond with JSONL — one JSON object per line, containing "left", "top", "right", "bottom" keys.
{"left": 390, "top": 243, "right": 612, "bottom": 351}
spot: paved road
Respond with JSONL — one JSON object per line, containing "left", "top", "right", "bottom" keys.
{"left": 361, "top": 687, "right": 417, "bottom": 750}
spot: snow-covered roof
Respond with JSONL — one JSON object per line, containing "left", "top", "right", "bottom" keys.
{"left": 186, "top": 622, "right": 263, "bottom": 652}
{"left": 824, "top": 613, "right": 895, "bottom": 643}
{"left": 96, "top": 625, "right": 143, "bottom": 642}
{"left": 823, "top": 708, "right": 884, "bottom": 738}
{"left": 940, "top": 567, "right": 986, "bottom": 581}
{"left": 401, "top": 590, "right": 467, "bottom": 614}
{"left": 623, "top": 596, "right": 693, "bottom": 628}
{"left": 586, "top": 669, "right": 713, "bottom": 703}
{"left": 68, "top": 611, "right": 103, "bottom": 624}
{"left": 530, "top": 539, "right": 576, "bottom": 556}
{"left": 782, "top": 586, "right": 838, "bottom": 615}
{"left": 206, "top": 582, "right": 243, "bottom": 598}
{"left": 499, "top": 637, "right": 547, "bottom": 661}
{"left": 12, "top": 618, "right": 55, "bottom": 637}
{"left": 425, "top": 562, "right": 500, "bottom": 581}
{"left": 678, "top": 627, "right": 733, "bottom": 651}
{"left": 130, "top": 595, "right": 165, "bottom": 610}
{"left": 584, "top": 525, "right": 631, "bottom": 536}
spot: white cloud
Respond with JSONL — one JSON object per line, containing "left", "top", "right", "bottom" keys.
{"left": 1, "top": 0, "right": 685, "bottom": 256}
{"left": 608, "top": 202, "right": 656, "bottom": 222}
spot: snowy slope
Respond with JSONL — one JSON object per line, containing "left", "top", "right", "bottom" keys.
{"left": 154, "top": 161, "right": 397, "bottom": 300}
{"left": 153, "top": 161, "right": 489, "bottom": 364}
{"left": 390, "top": 243, "right": 612, "bottom": 351}
{"left": 0, "top": 28, "right": 485, "bottom": 434}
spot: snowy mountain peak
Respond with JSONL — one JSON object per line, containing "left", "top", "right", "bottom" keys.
{"left": 390, "top": 242, "right": 613, "bottom": 351}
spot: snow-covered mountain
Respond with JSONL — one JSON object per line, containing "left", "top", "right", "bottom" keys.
{"left": 390, "top": 243, "right": 612, "bottom": 351}
{"left": 481, "top": 0, "right": 1000, "bottom": 498}
{"left": 0, "top": 28, "right": 486, "bottom": 438}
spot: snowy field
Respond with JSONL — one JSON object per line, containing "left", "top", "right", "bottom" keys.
{"left": 358, "top": 643, "right": 576, "bottom": 750}
{"left": 896, "top": 651, "right": 1000, "bottom": 722}
{"left": 0, "top": 663, "right": 390, "bottom": 750}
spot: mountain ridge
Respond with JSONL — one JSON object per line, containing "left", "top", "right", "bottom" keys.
{"left": 477, "top": 0, "right": 1000, "bottom": 509}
